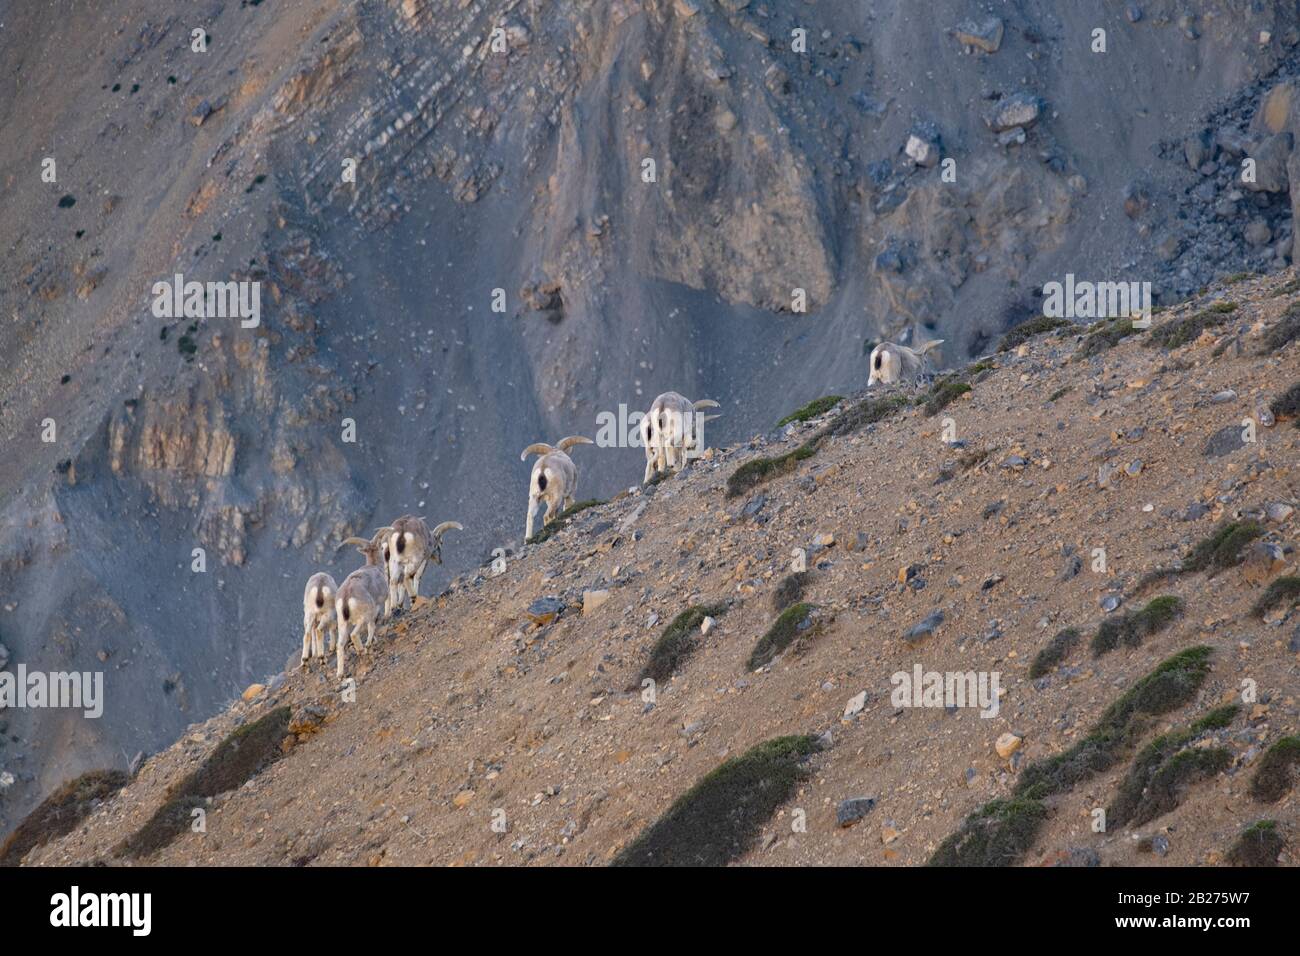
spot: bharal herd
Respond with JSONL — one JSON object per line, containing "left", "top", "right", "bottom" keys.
{"left": 300, "top": 389, "right": 716, "bottom": 679}
{"left": 302, "top": 339, "right": 940, "bottom": 681}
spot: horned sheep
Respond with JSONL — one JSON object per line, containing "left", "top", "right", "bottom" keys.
{"left": 386, "top": 516, "right": 463, "bottom": 612}
{"left": 333, "top": 529, "right": 394, "bottom": 679}
{"left": 520, "top": 436, "right": 594, "bottom": 541}
{"left": 301, "top": 572, "right": 338, "bottom": 668}
{"left": 867, "top": 338, "right": 944, "bottom": 387}
{"left": 640, "top": 391, "right": 721, "bottom": 483}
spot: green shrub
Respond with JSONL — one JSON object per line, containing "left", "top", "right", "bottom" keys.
{"left": 725, "top": 443, "right": 819, "bottom": 498}
{"left": 526, "top": 499, "right": 605, "bottom": 544}
{"left": 927, "top": 798, "right": 1048, "bottom": 867}
{"left": 772, "top": 571, "right": 810, "bottom": 613}
{"left": 1250, "top": 576, "right": 1300, "bottom": 619}
{"left": 727, "top": 393, "right": 911, "bottom": 497}
{"left": 1250, "top": 736, "right": 1300, "bottom": 803}
{"left": 1271, "top": 383, "right": 1300, "bottom": 423}
{"left": 637, "top": 604, "right": 728, "bottom": 686}
{"left": 1227, "top": 820, "right": 1284, "bottom": 866}
{"left": 611, "top": 735, "right": 822, "bottom": 866}
{"left": 1090, "top": 596, "right": 1184, "bottom": 657}
{"left": 1076, "top": 318, "right": 1140, "bottom": 358}
{"left": 1015, "top": 646, "right": 1213, "bottom": 800}
{"left": 1182, "top": 521, "right": 1263, "bottom": 574}
{"left": 997, "top": 315, "right": 1070, "bottom": 352}
{"left": 1191, "top": 704, "right": 1241, "bottom": 733}
{"left": 922, "top": 377, "right": 972, "bottom": 417}
{"left": 1260, "top": 304, "right": 1300, "bottom": 352}
{"left": 1110, "top": 740, "right": 1231, "bottom": 828}
{"left": 818, "top": 394, "right": 910, "bottom": 438}
{"left": 747, "top": 603, "right": 817, "bottom": 670}
{"left": 1146, "top": 306, "right": 1235, "bottom": 350}
{"left": 777, "top": 396, "right": 843, "bottom": 427}
{"left": 933, "top": 647, "right": 1216, "bottom": 867}
{"left": 116, "top": 707, "right": 292, "bottom": 859}
{"left": 0, "top": 770, "right": 130, "bottom": 867}
{"left": 1028, "top": 628, "right": 1080, "bottom": 679}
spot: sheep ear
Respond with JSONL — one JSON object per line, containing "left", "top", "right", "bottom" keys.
{"left": 433, "top": 521, "right": 463, "bottom": 540}
{"left": 521, "top": 442, "right": 554, "bottom": 460}
{"left": 692, "top": 399, "right": 721, "bottom": 410}
{"left": 556, "top": 435, "right": 594, "bottom": 451}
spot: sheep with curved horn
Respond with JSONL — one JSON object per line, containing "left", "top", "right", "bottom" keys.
{"left": 333, "top": 528, "right": 393, "bottom": 679}
{"left": 868, "top": 336, "right": 944, "bottom": 387}
{"left": 386, "top": 515, "right": 464, "bottom": 612}
{"left": 301, "top": 572, "right": 338, "bottom": 668}
{"left": 640, "top": 392, "right": 722, "bottom": 483}
{"left": 520, "top": 435, "right": 594, "bottom": 541}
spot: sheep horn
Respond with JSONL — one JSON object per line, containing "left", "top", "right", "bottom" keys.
{"left": 432, "top": 521, "right": 463, "bottom": 539}
{"left": 521, "top": 442, "right": 554, "bottom": 460}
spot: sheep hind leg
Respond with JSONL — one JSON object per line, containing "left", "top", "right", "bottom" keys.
{"left": 525, "top": 496, "right": 537, "bottom": 541}
{"left": 409, "top": 559, "right": 426, "bottom": 606}
{"left": 301, "top": 618, "right": 313, "bottom": 668}
{"left": 335, "top": 606, "right": 349, "bottom": 680}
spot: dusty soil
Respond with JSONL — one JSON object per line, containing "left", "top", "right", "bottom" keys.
{"left": 22, "top": 273, "right": 1300, "bottom": 866}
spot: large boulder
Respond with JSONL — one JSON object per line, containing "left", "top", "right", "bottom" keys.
{"left": 954, "top": 17, "right": 1004, "bottom": 53}
{"left": 986, "top": 92, "right": 1042, "bottom": 133}
{"left": 1287, "top": 146, "right": 1300, "bottom": 263}
{"left": 1253, "top": 81, "right": 1298, "bottom": 137}
{"left": 1244, "top": 132, "right": 1292, "bottom": 193}
{"left": 1184, "top": 129, "right": 1213, "bottom": 171}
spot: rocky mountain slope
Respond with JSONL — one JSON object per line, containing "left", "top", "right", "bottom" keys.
{"left": 5, "top": 0, "right": 1300, "bottom": 840}
{"left": 14, "top": 275, "right": 1299, "bottom": 866}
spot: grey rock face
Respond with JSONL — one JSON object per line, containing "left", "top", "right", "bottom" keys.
{"left": 953, "top": 17, "right": 1004, "bottom": 53}
{"left": 986, "top": 92, "right": 1042, "bottom": 133}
